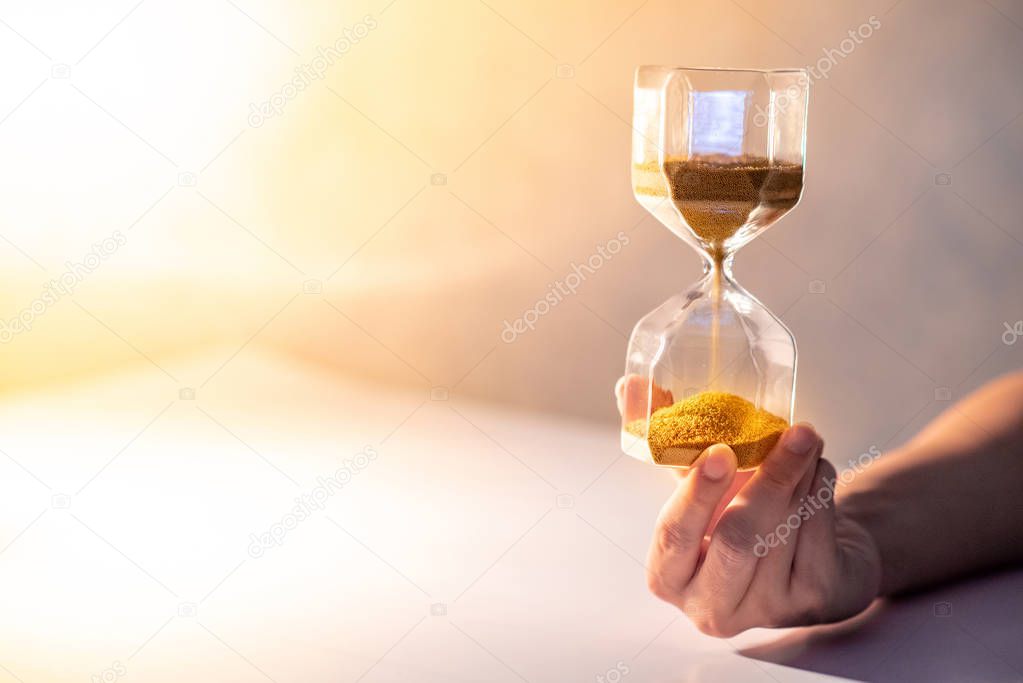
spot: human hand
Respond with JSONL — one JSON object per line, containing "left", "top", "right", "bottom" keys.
{"left": 644, "top": 427, "right": 882, "bottom": 636}
{"left": 613, "top": 377, "right": 881, "bottom": 636}
{"left": 615, "top": 374, "right": 755, "bottom": 511}
{"left": 615, "top": 375, "right": 674, "bottom": 423}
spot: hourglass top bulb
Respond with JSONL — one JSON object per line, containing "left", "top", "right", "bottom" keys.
{"left": 662, "top": 155, "right": 802, "bottom": 258}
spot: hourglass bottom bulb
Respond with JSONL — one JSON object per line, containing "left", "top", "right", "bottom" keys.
{"left": 625, "top": 391, "right": 788, "bottom": 469}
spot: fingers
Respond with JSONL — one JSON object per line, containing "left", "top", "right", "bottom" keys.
{"left": 776, "top": 457, "right": 842, "bottom": 624}
{"left": 647, "top": 445, "right": 737, "bottom": 602}
{"left": 751, "top": 424, "right": 821, "bottom": 498}
{"left": 615, "top": 377, "right": 627, "bottom": 415}
{"left": 701, "top": 468, "right": 754, "bottom": 525}
{"left": 691, "top": 424, "right": 822, "bottom": 612}
{"left": 792, "top": 457, "right": 839, "bottom": 579}
{"left": 748, "top": 438, "right": 824, "bottom": 595}
{"left": 615, "top": 375, "right": 674, "bottom": 422}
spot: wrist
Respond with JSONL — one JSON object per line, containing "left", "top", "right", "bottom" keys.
{"left": 838, "top": 481, "right": 896, "bottom": 597}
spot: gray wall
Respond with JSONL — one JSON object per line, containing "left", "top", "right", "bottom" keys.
{"left": 275, "top": 0, "right": 1023, "bottom": 468}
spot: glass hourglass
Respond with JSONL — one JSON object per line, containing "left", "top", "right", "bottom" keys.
{"left": 621, "top": 66, "right": 809, "bottom": 470}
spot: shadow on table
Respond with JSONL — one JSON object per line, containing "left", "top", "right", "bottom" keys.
{"left": 737, "top": 568, "right": 1023, "bottom": 682}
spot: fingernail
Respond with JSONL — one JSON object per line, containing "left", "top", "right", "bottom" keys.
{"left": 701, "top": 447, "right": 729, "bottom": 481}
{"left": 783, "top": 424, "right": 818, "bottom": 455}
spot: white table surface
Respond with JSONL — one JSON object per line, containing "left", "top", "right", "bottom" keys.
{"left": 0, "top": 349, "right": 1019, "bottom": 683}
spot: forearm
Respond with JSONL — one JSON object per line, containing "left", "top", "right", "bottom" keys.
{"left": 838, "top": 371, "right": 1023, "bottom": 596}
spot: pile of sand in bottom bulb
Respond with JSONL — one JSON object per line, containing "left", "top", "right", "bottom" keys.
{"left": 625, "top": 391, "right": 787, "bottom": 469}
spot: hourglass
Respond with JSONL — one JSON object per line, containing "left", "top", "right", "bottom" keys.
{"left": 622, "top": 66, "right": 809, "bottom": 470}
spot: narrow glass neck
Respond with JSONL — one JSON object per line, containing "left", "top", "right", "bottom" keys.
{"left": 701, "top": 251, "right": 735, "bottom": 280}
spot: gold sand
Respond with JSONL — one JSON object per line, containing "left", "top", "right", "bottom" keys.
{"left": 626, "top": 391, "right": 787, "bottom": 469}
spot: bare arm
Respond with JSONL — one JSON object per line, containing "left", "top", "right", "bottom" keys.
{"left": 626, "top": 370, "right": 1023, "bottom": 636}
{"left": 840, "top": 370, "right": 1023, "bottom": 596}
